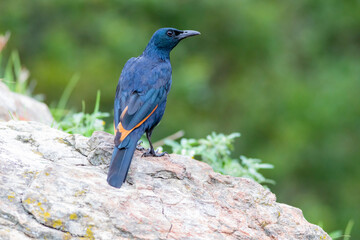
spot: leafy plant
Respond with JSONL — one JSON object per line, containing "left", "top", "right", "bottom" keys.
{"left": 50, "top": 74, "right": 80, "bottom": 121}
{"left": 55, "top": 90, "right": 110, "bottom": 137}
{"left": 165, "top": 132, "right": 275, "bottom": 185}
{"left": 48, "top": 73, "right": 110, "bottom": 137}
{"left": 0, "top": 32, "right": 42, "bottom": 100}
{"left": 326, "top": 220, "right": 354, "bottom": 240}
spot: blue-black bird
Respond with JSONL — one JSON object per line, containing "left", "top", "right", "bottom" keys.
{"left": 107, "top": 28, "right": 200, "bottom": 188}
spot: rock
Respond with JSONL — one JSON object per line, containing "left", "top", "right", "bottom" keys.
{"left": 0, "top": 121, "right": 331, "bottom": 240}
{"left": 0, "top": 82, "right": 53, "bottom": 124}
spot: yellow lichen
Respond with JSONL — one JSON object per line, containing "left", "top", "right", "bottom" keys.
{"left": 52, "top": 219, "right": 63, "bottom": 228}
{"left": 84, "top": 226, "right": 95, "bottom": 240}
{"left": 69, "top": 213, "right": 78, "bottom": 220}
{"left": 37, "top": 209, "right": 51, "bottom": 222}
{"left": 31, "top": 150, "right": 44, "bottom": 157}
{"left": 55, "top": 137, "right": 68, "bottom": 145}
{"left": 22, "top": 170, "right": 40, "bottom": 179}
{"left": 37, "top": 201, "right": 51, "bottom": 221}
{"left": 8, "top": 192, "right": 15, "bottom": 202}
{"left": 24, "top": 198, "right": 34, "bottom": 204}
{"left": 83, "top": 215, "right": 93, "bottom": 221}
{"left": 74, "top": 190, "right": 87, "bottom": 197}
{"left": 23, "top": 198, "right": 52, "bottom": 222}
{"left": 45, "top": 172, "right": 50, "bottom": 176}
{"left": 260, "top": 221, "right": 270, "bottom": 228}
{"left": 63, "top": 232, "right": 72, "bottom": 240}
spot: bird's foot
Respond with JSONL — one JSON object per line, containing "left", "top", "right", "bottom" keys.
{"left": 142, "top": 148, "right": 168, "bottom": 157}
{"left": 136, "top": 140, "right": 145, "bottom": 151}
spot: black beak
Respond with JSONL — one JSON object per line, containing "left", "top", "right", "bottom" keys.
{"left": 177, "top": 30, "right": 201, "bottom": 40}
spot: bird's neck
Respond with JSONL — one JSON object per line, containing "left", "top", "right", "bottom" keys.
{"left": 143, "top": 44, "right": 170, "bottom": 61}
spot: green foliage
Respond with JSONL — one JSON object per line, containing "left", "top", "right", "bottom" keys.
{"left": 165, "top": 132, "right": 275, "bottom": 185}
{"left": 49, "top": 74, "right": 110, "bottom": 137}
{"left": 55, "top": 90, "right": 110, "bottom": 137}
{"left": 1, "top": 49, "right": 30, "bottom": 95}
{"left": 51, "top": 74, "right": 80, "bottom": 121}
{"left": 0, "top": 32, "right": 42, "bottom": 100}
{"left": 327, "top": 220, "right": 354, "bottom": 240}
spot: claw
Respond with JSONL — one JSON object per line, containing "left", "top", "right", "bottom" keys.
{"left": 155, "top": 149, "right": 169, "bottom": 157}
{"left": 137, "top": 146, "right": 145, "bottom": 151}
{"left": 142, "top": 148, "right": 168, "bottom": 157}
{"left": 136, "top": 140, "right": 145, "bottom": 151}
{"left": 141, "top": 151, "right": 152, "bottom": 157}
{"left": 155, "top": 151, "right": 168, "bottom": 157}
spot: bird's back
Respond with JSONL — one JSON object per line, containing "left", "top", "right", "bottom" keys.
{"left": 120, "top": 55, "right": 171, "bottom": 90}
{"left": 115, "top": 55, "right": 172, "bottom": 127}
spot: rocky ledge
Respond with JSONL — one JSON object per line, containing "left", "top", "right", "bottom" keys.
{"left": 0, "top": 121, "right": 330, "bottom": 240}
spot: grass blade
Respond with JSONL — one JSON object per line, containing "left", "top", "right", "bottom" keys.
{"left": 344, "top": 219, "right": 354, "bottom": 240}
{"left": 54, "top": 73, "right": 80, "bottom": 120}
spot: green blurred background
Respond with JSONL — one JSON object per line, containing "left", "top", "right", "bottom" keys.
{"left": 1, "top": 0, "right": 359, "bottom": 236}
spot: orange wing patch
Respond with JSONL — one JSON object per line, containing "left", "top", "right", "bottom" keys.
{"left": 114, "top": 106, "right": 129, "bottom": 135}
{"left": 117, "top": 105, "right": 158, "bottom": 142}
{"left": 120, "top": 106, "right": 128, "bottom": 120}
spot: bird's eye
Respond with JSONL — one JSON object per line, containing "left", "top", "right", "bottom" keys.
{"left": 166, "top": 30, "right": 174, "bottom": 37}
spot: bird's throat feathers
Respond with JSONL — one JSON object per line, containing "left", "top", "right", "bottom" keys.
{"left": 143, "top": 42, "right": 172, "bottom": 61}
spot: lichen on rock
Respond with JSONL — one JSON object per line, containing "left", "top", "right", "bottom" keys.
{"left": 0, "top": 121, "right": 331, "bottom": 240}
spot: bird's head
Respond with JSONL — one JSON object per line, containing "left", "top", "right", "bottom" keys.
{"left": 145, "top": 27, "right": 200, "bottom": 56}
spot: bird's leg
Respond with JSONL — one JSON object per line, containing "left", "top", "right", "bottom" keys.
{"left": 136, "top": 140, "right": 145, "bottom": 151}
{"left": 142, "top": 131, "right": 168, "bottom": 157}
{"left": 147, "top": 131, "right": 156, "bottom": 155}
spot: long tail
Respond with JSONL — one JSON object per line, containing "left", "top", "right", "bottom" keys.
{"left": 107, "top": 139, "right": 137, "bottom": 188}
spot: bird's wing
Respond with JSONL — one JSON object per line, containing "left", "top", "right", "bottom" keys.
{"left": 114, "top": 84, "right": 121, "bottom": 127}
{"left": 114, "top": 87, "right": 167, "bottom": 146}
{"left": 114, "top": 57, "right": 137, "bottom": 128}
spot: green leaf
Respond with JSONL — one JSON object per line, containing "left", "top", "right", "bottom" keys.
{"left": 164, "top": 132, "right": 275, "bottom": 186}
